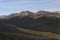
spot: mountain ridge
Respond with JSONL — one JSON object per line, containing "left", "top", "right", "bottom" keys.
{"left": 0, "top": 11, "right": 60, "bottom": 19}
{"left": 0, "top": 11, "right": 60, "bottom": 39}
{"left": 0, "top": 11, "right": 60, "bottom": 34}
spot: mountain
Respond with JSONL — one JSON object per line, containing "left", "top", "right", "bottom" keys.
{"left": 1, "top": 11, "right": 60, "bottom": 33}
{"left": 0, "top": 11, "right": 60, "bottom": 39}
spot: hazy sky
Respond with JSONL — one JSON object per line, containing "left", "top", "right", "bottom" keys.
{"left": 0, "top": 0, "right": 60, "bottom": 15}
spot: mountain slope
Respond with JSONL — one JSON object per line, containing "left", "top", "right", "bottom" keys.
{"left": 0, "top": 23, "right": 60, "bottom": 39}
{"left": 1, "top": 11, "right": 60, "bottom": 34}
{"left": 0, "top": 23, "right": 24, "bottom": 33}
{"left": 0, "top": 11, "right": 60, "bottom": 39}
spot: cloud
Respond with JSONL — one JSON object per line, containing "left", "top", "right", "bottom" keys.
{"left": 0, "top": 0, "right": 60, "bottom": 15}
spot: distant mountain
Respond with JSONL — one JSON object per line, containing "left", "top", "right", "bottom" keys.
{"left": 0, "top": 11, "right": 60, "bottom": 39}
{"left": 0, "top": 11, "right": 60, "bottom": 34}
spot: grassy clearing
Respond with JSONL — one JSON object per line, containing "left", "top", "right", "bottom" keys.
{"left": 16, "top": 27, "right": 60, "bottom": 39}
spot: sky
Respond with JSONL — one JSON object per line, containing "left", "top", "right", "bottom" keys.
{"left": 0, "top": 0, "right": 60, "bottom": 15}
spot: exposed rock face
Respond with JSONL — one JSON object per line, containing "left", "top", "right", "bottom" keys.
{"left": 19, "top": 11, "right": 34, "bottom": 17}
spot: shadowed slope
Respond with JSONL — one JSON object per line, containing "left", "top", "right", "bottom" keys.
{"left": 0, "top": 11, "right": 60, "bottom": 34}
{"left": 1, "top": 23, "right": 60, "bottom": 39}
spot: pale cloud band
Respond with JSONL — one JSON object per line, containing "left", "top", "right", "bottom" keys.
{"left": 0, "top": 0, "right": 60, "bottom": 15}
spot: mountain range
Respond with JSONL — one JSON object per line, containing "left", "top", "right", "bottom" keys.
{"left": 0, "top": 11, "right": 60, "bottom": 39}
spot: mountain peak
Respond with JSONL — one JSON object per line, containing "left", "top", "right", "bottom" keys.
{"left": 20, "top": 11, "right": 34, "bottom": 16}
